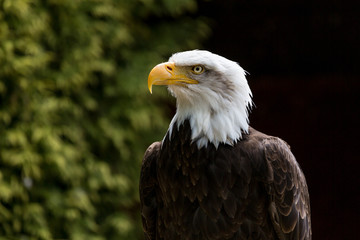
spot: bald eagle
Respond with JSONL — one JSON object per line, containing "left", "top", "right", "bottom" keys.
{"left": 140, "top": 50, "right": 311, "bottom": 240}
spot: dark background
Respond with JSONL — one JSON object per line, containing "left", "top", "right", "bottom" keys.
{"left": 199, "top": 0, "right": 359, "bottom": 239}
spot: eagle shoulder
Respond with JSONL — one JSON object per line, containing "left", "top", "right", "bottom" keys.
{"left": 263, "top": 137, "right": 312, "bottom": 240}
{"left": 140, "top": 141, "right": 161, "bottom": 240}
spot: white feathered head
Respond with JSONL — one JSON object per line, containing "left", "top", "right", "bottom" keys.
{"left": 148, "top": 50, "right": 253, "bottom": 148}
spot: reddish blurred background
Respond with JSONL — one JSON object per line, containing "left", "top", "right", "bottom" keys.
{"left": 199, "top": 0, "right": 360, "bottom": 239}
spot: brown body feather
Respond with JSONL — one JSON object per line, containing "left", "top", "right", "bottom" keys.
{"left": 140, "top": 120, "right": 311, "bottom": 240}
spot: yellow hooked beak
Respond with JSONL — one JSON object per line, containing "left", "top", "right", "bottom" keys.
{"left": 148, "top": 62, "right": 199, "bottom": 93}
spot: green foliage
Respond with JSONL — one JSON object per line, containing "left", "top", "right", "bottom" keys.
{"left": 0, "top": 0, "right": 209, "bottom": 239}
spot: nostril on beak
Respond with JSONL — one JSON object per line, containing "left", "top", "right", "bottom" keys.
{"left": 166, "top": 65, "right": 173, "bottom": 71}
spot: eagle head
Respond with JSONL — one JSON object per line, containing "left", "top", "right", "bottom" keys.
{"left": 148, "top": 50, "right": 253, "bottom": 148}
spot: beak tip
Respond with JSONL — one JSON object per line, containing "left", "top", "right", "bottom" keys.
{"left": 148, "top": 85, "right": 153, "bottom": 94}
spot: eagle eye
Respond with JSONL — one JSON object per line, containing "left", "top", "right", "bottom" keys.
{"left": 191, "top": 65, "right": 204, "bottom": 74}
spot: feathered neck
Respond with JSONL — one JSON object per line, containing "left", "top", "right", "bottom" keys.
{"left": 167, "top": 83, "right": 252, "bottom": 149}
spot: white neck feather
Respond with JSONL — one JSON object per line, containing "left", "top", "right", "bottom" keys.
{"left": 168, "top": 76, "right": 252, "bottom": 149}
